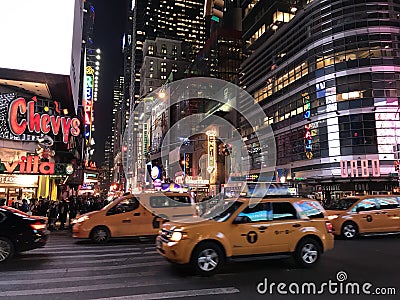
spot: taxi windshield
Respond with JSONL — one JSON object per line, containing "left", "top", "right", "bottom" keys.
{"left": 325, "top": 198, "right": 359, "bottom": 210}
{"left": 202, "top": 201, "right": 243, "bottom": 222}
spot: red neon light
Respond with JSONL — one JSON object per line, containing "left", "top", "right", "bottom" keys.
{"left": 8, "top": 98, "right": 80, "bottom": 143}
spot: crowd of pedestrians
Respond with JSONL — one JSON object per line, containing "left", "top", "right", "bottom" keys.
{"left": 0, "top": 195, "right": 110, "bottom": 230}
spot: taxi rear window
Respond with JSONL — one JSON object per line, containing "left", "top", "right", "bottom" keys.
{"left": 150, "top": 196, "right": 192, "bottom": 208}
{"left": 293, "top": 200, "right": 326, "bottom": 219}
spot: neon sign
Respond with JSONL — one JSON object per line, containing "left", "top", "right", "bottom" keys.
{"left": 340, "top": 159, "right": 380, "bottom": 178}
{"left": 84, "top": 66, "right": 94, "bottom": 143}
{"left": 8, "top": 97, "right": 80, "bottom": 143}
{"left": 207, "top": 131, "right": 216, "bottom": 173}
{"left": 0, "top": 156, "right": 54, "bottom": 175}
{"left": 303, "top": 92, "right": 312, "bottom": 159}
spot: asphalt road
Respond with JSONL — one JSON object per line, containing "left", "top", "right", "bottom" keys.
{"left": 0, "top": 231, "right": 399, "bottom": 300}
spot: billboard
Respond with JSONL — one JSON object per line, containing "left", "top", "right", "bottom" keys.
{"left": 0, "top": 0, "right": 83, "bottom": 111}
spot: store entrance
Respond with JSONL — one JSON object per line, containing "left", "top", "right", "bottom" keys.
{"left": 0, "top": 187, "right": 36, "bottom": 206}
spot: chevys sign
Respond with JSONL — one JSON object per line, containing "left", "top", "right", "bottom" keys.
{"left": 7, "top": 96, "right": 80, "bottom": 143}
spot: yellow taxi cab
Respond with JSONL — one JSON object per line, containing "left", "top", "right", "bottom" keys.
{"left": 72, "top": 192, "right": 197, "bottom": 243}
{"left": 156, "top": 197, "right": 334, "bottom": 275}
{"left": 325, "top": 195, "right": 400, "bottom": 239}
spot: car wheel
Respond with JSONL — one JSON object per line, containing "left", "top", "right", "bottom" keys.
{"left": 191, "top": 242, "right": 225, "bottom": 276}
{"left": 341, "top": 222, "right": 358, "bottom": 239}
{"left": 0, "top": 237, "right": 14, "bottom": 263}
{"left": 294, "top": 238, "right": 321, "bottom": 268}
{"left": 90, "top": 226, "right": 110, "bottom": 244}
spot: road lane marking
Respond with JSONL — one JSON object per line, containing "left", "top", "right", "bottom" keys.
{"left": 92, "top": 287, "right": 240, "bottom": 299}
{"left": 18, "top": 254, "right": 161, "bottom": 264}
{"left": 0, "top": 281, "right": 181, "bottom": 297}
{"left": 28, "top": 247, "right": 154, "bottom": 255}
{"left": 17, "top": 250, "right": 157, "bottom": 261}
{"left": 1, "top": 261, "right": 166, "bottom": 276}
{"left": 0, "top": 271, "right": 163, "bottom": 285}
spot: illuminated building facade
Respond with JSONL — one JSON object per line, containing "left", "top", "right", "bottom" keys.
{"left": 240, "top": 0, "right": 400, "bottom": 197}
{"left": 0, "top": 0, "right": 84, "bottom": 200}
{"left": 130, "top": 0, "right": 206, "bottom": 105}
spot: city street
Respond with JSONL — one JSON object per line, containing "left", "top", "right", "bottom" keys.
{"left": 0, "top": 231, "right": 398, "bottom": 300}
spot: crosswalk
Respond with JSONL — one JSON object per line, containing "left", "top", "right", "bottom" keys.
{"left": 0, "top": 232, "right": 240, "bottom": 300}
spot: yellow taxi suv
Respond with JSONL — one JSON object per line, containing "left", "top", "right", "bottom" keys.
{"left": 325, "top": 195, "right": 400, "bottom": 239}
{"left": 72, "top": 192, "right": 197, "bottom": 243}
{"left": 156, "top": 197, "right": 334, "bottom": 276}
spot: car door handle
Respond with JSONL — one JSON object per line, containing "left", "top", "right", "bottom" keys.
{"left": 292, "top": 224, "right": 301, "bottom": 228}
{"left": 258, "top": 226, "right": 267, "bottom": 230}
{"left": 133, "top": 213, "right": 141, "bottom": 216}
{"left": 122, "top": 219, "right": 131, "bottom": 223}
{"left": 380, "top": 211, "right": 388, "bottom": 214}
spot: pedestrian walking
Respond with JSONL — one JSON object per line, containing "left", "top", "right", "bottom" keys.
{"left": 58, "top": 199, "right": 68, "bottom": 230}
{"left": 48, "top": 201, "right": 58, "bottom": 231}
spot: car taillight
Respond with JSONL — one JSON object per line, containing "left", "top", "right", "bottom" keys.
{"left": 325, "top": 221, "right": 333, "bottom": 233}
{"left": 30, "top": 222, "right": 46, "bottom": 230}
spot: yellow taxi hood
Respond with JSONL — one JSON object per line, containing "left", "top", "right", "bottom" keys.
{"left": 163, "top": 218, "right": 212, "bottom": 231}
{"left": 80, "top": 210, "right": 101, "bottom": 218}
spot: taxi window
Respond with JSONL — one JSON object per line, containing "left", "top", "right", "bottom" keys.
{"left": 355, "top": 199, "right": 378, "bottom": 212}
{"left": 150, "top": 196, "right": 192, "bottom": 208}
{"left": 107, "top": 198, "right": 139, "bottom": 215}
{"left": 293, "top": 200, "right": 325, "bottom": 219}
{"left": 377, "top": 198, "right": 400, "bottom": 210}
{"left": 237, "top": 203, "right": 272, "bottom": 223}
{"left": 272, "top": 202, "right": 298, "bottom": 220}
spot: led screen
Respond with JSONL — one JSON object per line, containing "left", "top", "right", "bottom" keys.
{"left": 0, "top": 0, "right": 80, "bottom": 76}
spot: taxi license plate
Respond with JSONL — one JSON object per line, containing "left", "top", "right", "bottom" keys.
{"left": 156, "top": 239, "right": 163, "bottom": 250}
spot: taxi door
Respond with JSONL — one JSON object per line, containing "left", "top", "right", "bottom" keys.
{"left": 353, "top": 199, "right": 384, "bottom": 233}
{"left": 228, "top": 202, "right": 277, "bottom": 256}
{"left": 375, "top": 197, "right": 400, "bottom": 232}
{"left": 265, "top": 202, "right": 305, "bottom": 253}
{"left": 105, "top": 197, "right": 146, "bottom": 236}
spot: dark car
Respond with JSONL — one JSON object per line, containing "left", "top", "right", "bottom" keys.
{"left": 0, "top": 206, "right": 49, "bottom": 263}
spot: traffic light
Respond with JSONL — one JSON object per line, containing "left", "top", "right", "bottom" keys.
{"left": 218, "top": 143, "right": 225, "bottom": 156}
{"left": 395, "top": 161, "right": 399, "bottom": 171}
{"left": 218, "top": 143, "right": 231, "bottom": 156}
{"left": 223, "top": 144, "right": 232, "bottom": 156}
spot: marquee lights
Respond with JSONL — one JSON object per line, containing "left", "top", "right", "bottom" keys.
{"left": 302, "top": 93, "right": 313, "bottom": 159}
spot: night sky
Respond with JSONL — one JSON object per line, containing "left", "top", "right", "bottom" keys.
{"left": 92, "top": 0, "right": 127, "bottom": 164}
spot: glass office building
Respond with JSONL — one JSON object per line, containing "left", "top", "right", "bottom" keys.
{"left": 240, "top": 0, "right": 400, "bottom": 197}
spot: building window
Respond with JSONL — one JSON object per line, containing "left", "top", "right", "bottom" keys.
{"left": 148, "top": 45, "right": 154, "bottom": 55}
{"left": 161, "top": 44, "right": 167, "bottom": 54}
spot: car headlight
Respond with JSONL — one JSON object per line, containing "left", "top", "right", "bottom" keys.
{"left": 327, "top": 215, "right": 339, "bottom": 220}
{"left": 170, "top": 231, "right": 186, "bottom": 242}
{"left": 75, "top": 215, "right": 90, "bottom": 223}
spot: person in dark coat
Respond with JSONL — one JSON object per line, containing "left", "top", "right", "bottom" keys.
{"left": 68, "top": 198, "right": 78, "bottom": 227}
{"left": 0, "top": 198, "right": 5, "bottom": 206}
{"left": 48, "top": 201, "right": 58, "bottom": 231}
{"left": 20, "top": 199, "right": 29, "bottom": 213}
{"left": 58, "top": 199, "right": 69, "bottom": 230}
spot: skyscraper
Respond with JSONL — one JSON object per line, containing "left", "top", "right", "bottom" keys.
{"left": 240, "top": 0, "right": 400, "bottom": 196}
{"left": 129, "top": 0, "right": 206, "bottom": 106}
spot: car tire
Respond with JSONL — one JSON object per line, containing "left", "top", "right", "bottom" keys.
{"left": 341, "top": 221, "right": 358, "bottom": 239}
{"left": 294, "top": 237, "right": 321, "bottom": 268}
{"left": 0, "top": 237, "right": 14, "bottom": 263}
{"left": 90, "top": 226, "right": 110, "bottom": 244}
{"left": 191, "top": 242, "right": 225, "bottom": 276}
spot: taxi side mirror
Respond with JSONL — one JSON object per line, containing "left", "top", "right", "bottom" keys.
{"left": 232, "top": 216, "right": 250, "bottom": 224}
